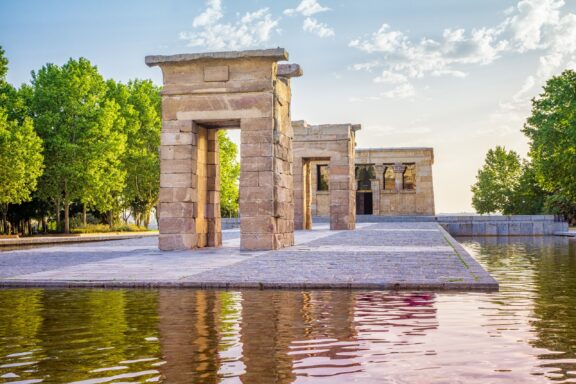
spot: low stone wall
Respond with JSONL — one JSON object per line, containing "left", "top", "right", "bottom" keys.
{"left": 222, "top": 217, "right": 240, "bottom": 229}
{"left": 313, "top": 215, "right": 568, "bottom": 236}
{"left": 437, "top": 215, "right": 567, "bottom": 236}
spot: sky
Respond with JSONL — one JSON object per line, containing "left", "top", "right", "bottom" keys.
{"left": 1, "top": 0, "right": 576, "bottom": 213}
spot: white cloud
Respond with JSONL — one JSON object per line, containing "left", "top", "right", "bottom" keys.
{"left": 302, "top": 17, "right": 334, "bottom": 37}
{"left": 284, "top": 0, "right": 334, "bottom": 38}
{"left": 350, "top": 60, "right": 381, "bottom": 72}
{"left": 180, "top": 0, "right": 279, "bottom": 50}
{"left": 284, "top": 0, "right": 330, "bottom": 16}
{"left": 350, "top": 0, "right": 576, "bottom": 105}
{"left": 374, "top": 70, "right": 407, "bottom": 84}
{"left": 192, "top": 0, "right": 222, "bottom": 28}
{"left": 380, "top": 83, "right": 416, "bottom": 99}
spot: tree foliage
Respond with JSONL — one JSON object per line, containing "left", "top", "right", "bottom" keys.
{"left": 106, "top": 79, "right": 161, "bottom": 226}
{"left": 30, "top": 58, "right": 126, "bottom": 232}
{"left": 0, "top": 47, "right": 44, "bottom": 233}
{"left": 523, "top": 69, "right": 576, "bottom": 219}
{"left": 218, "top": 130, "right": 240, "bottom": 217}
{"left": 506, "top": 161, "right": 547, "bottom": 215}
{"left": 471, "top": 146, "right": 522, "bottom": 214}
{"left": 0, "top": 110, "right": 44, "bottom": 206}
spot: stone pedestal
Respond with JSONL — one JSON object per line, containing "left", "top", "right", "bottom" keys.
{"left": 147, "top": 49, "right": 301, "bottom": 251}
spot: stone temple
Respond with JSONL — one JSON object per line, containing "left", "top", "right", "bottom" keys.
{"left": 146, "top": 48, "right": 435, "bottom": 252}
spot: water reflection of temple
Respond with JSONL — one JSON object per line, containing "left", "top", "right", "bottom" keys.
{"left": 0, "top": 288, "right": 439, "bottom": 383}
{"left": 157, "top": 289, "right": 438, "bottom": 383}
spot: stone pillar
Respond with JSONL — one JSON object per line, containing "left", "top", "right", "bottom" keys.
{"left": 293, "top": 156, "right": 304, "bottom": 230}
{"left": 239, "top": 114, "right": 294, "bottom": 250}
{"left": 303, "top": 160, "right": 312, "bottom": 230}
{"left": 206, "top": 129, "right": 221, "bottom": 247}
{"left": 373, "top": 164, "right": 384, "bottom": 215}
{"left": 158, "top": 120, "right": 198, "bottom": 250}
{"left": 329, "top": 142, "right": 356, "bottom": 230}
{"left": 371, "top": 179, "right": 380, "bottom": 215}
{"left": 394, "top": 163, "right": 406, "bottom": 192}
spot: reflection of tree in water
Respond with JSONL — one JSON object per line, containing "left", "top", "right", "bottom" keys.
{"left": 462, "top": 236, "right": 576, "bottom": 382}
{"left": 0, "top": 289, "right": 161, "bottom": 383}
{"left": 0, "top": 289, "right": 43, "bottom": 382}
{"left": 530, "top": 238, "right": 576, "bottom": 381}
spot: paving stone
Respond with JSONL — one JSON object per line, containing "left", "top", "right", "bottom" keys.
{"left": 0, "top": 223, "right": 498, "bottom": 291}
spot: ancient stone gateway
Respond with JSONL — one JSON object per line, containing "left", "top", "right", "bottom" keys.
{"left": 146, "top": 49, "right": 301, "bottom": 251}
{"left": 293, "top": 121, "right": 359, "bottom": 230}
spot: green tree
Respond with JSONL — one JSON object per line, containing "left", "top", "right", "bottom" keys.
{"left": 218, "top": 130, "right": 240, "bottom": 217}
{"left": 471, "top": 146, "right": 522, "bottom": 214}
{"left": 30, "top": 58, "right": 126, "bottom": 233}
{"left": 0, "top": 47, "right": 44, "bottom": 234}
{"left": 523, "top": 69, "right": 576, "bottom": 220}
{"left": 0, "top": 110, "right": 44, "bottom": 233}
{"left": 107, "top": 79, "right": 161, "bottom": 227}
{"left": 507, "top": 161, "right": 548, "bottom": 215}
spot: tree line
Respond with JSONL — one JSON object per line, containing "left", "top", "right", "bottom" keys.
{"left": 0, "top": 47, "right": 239, "bottom": 235}
{"left": 472, "top": 70, "right": 576, "bottom": 225}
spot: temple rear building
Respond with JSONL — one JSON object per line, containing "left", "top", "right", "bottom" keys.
{"left": 294, "top": 121, "right": 435, "bottom": 217}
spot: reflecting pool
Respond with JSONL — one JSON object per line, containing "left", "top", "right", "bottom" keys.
{"left": 1, "top": 237, "right": 575, "bottom": 383}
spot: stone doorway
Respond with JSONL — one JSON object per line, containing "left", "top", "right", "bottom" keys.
{"left": 356, "top": 192, "right": 373, "bottom": 215}
{"left": 146, "top": 49, "right": 301, "bottom": 251}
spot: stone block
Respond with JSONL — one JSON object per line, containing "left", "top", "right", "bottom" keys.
{"left": 240, "top": 186, "right": 274, "bottom": 202}
{"left": 241, "top": 233, "right": 274, "bottom": 251}
{"left": 161, "top": 145, "right": 196, "bottom": 160}
{"left": 159, "top": 217, "right": 195, "bottom": 234}
{"left": 241, "top": 216, "right": 276, "bottom": 234}
{"left": 161, "top": 159, "right": 194, "bottom": 173}
{"left": 159, "top": 234, "right": 198, "bottom": 251}
{"left": 160, "top": 173, "right": 196, "bottom": 188}
{"left": 241, "top": 143, "right": 273, "bottom": 157}
{"left": 242, "top": 157, "right": 273, "bottom": 172}
{"left": 159, "top": 202, "right": 195, "bottom": 218}
{"left": 161, "top": 132, "right": 195, "bottom": 146}
{"left": 163, "top": 120, "right": 193, "bottom": 132}
{"left": 204, "top": 65, "right": 229, "bottom": 82}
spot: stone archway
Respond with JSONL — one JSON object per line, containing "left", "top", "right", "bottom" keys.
{"left": 146, "top": 49, "right": 301, "bottom": 251}
{"left": 293, "top": 121, "right": 359, "bottom": 230}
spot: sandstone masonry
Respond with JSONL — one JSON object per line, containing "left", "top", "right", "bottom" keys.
{"left": 293, "top": 121, "right": 359, "bottom": 230}
{"left": 146, "top": 49, "right": 301, "bottom": 251}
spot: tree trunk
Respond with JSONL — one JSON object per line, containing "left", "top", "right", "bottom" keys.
{"left": 108, "top": 211, "right": 114, "bottom": 229}
{"left": 0, "top": 204, "right": 8, "bottom": 235}
{"left": 55, "top": 198, "right": 61, "bottom": 233}
{"left": 64, "top": 200, "right": 70, "bottom": 234}
{"left": 83, "top": 204, "right": 87, "bottom": 226}
{"left": 144, "top": 210, "right": 151, "bottom": 229}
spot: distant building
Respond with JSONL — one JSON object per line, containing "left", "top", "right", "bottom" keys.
{"left": 310, "top": 147, "right": 435, "bottom": 216}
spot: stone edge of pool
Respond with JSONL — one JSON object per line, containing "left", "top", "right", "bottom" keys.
{"left": 0, "top": 280, "right": 498, "bottom": 291}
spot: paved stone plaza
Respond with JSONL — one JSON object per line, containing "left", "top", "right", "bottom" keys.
{"left": 0, "top": 222, "right": 497, "bottom": 290}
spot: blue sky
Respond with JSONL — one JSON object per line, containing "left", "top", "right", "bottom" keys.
{"left": 2, "top": 0, "right": 576, "bottom": 213}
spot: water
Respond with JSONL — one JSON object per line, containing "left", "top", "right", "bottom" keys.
{"left": 0, "top": 237, "right": 575, "bottom": 383}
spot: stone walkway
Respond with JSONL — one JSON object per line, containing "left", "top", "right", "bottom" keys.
{"left": 0, "top": 222, "right": 498, "bottom": 291}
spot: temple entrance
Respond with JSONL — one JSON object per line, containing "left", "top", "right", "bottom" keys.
{"left": 147, "top": 48, "right": 301, "bottom": 251}
{"left": 356, "top": 192, "right": 373, "bottom": 215}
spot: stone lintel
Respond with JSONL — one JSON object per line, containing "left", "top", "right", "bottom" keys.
{"left": 293, "top": 121, "right": 360, "bottom": 140}
{"left": 278, "top": 64, "right": 303, "bottom": 78}
{"left": 145, "top": 48, "right": 289, "bottom": 67}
